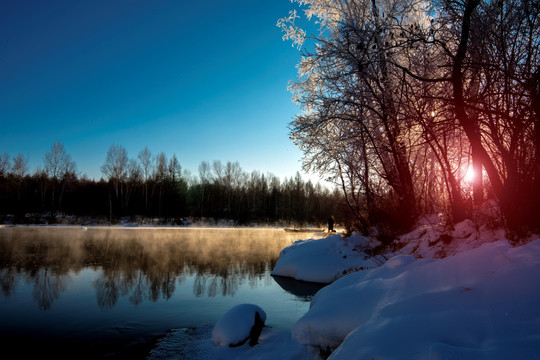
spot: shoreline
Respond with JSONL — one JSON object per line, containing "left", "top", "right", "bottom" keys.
{"left": 0, "top": 223, "right": 335, "bottom": 234}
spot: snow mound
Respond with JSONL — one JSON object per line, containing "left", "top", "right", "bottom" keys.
{"left": 212, "top": 304, "right": 267, "bottom": 347}
{"left": 292, "top": 239, "right": 540, "bottom": 359}
{"left": 271, "top": 234, "right": 382, "bottom": 283}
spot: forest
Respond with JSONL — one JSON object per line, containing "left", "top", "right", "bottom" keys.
{"left": 3, "top": 0, "right": 539, "bottom": 243}
{"left": 0, "top": 143, "right": 341, "bottom": 227}
{"left": 280, "top": 0, "right": 540, "bottom": 241}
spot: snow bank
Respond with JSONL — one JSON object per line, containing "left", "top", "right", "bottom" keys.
{"left": 292, "top": 239, "right": 540, "bottom": 359}
{"left": 396, "top": 218, "right": 509, "bottom": 258}
{"left": 212, "top": 304, "right": 267, "bottom": 347}
{"left": 271, "top": 234, "right": 383, "bottom": 283}
{"left": 151, "top": 219, "right": 539, "bottom": 359}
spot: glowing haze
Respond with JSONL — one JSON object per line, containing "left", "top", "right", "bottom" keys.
{"left": 0, "top": 0, "right": 320, "bottom": 182}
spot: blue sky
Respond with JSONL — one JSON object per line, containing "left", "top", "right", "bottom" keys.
{"left": 0, "top": 0, "right": 318, "bottom": 182}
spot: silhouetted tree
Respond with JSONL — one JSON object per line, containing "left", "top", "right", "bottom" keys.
{"left": 11, "top": 153, "right": 28, "bottom": 220}
{"left": 44, "top": 141, "right": 76, "bottom": 215}
{"left": 280, "top": 0, "right": 540, "bottom": 237}
{"left": 138, "top": 146, "right": 153, "bottom": 214}
{"left": 101, "top": 144, "right": 129, "bottom": 219}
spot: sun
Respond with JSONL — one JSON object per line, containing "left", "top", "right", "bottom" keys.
{"left": 464, "top": 167, "right": 475, "bottom": 183}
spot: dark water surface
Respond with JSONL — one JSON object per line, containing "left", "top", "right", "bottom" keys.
{"left": 0, "top": 226, "right": 324, "bottom": 359}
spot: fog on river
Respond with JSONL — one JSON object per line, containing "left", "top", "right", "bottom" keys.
{"left": 0, "top": 226, "right": 324, "bottom": 359}
{"left": 0, "top": 226, "right": 318, "bottom": 310}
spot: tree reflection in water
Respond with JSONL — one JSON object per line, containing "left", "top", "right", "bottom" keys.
{"left": 0, "top": 227, "right": 304, "bottom": 310}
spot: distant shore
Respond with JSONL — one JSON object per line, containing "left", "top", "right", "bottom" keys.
{"left": 0, "top": 213, "right": 338, "bottom": 235}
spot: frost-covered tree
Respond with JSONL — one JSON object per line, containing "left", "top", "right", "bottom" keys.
{"left": 282, "top": 0, "right": 426, "bottom": 234}
{"left": 281, "top": 0, "right": 540, "bottom": 236}
{"left": 198, "top": 161, "right": 212, "bottom": 217}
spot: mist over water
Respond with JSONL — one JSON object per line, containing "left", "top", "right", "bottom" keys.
{"left": 0, "top": 226, "right": 323, "bottom": 359}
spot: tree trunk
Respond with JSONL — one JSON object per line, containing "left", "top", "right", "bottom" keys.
{"left": 449, "top": 174, "right": 467, "bottom": 224}
{"left": 451, "top": 0, "right": 505, "bottom": 211}
{"left": 528, "top": 68, "right": 540, "bottom": 230}
{"left": 371, "top": 0, "right": 417, "bottom": 230}
{"left": 471, "top": 142, "right": 483, "bottom": 206}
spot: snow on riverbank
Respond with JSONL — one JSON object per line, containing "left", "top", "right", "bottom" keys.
{"left": 294, "top": 239, "right": 540, "bottom": 359}
{"left": 271, "top": 234, "right": 385, "bottom": 283}
{"left": 150, "top": 220, "right": 540, "bottom": 359}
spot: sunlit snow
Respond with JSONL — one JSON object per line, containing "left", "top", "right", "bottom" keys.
{"left": 150, "top": 220, "right": 540, "bottom": 359}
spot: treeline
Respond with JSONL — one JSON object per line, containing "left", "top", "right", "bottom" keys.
{"left": 281, "top": 0, "right": 540, "bottom": 240}
{"left": 0, "top": 143, "right": 340, "bottom": 226}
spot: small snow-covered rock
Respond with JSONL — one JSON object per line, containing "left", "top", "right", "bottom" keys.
{"left": 212, "top": 304, "right": 267, "bottom": 347}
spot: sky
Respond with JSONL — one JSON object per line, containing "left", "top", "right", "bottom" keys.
{"left": 0, "top": 0, "right": 321, "bottom": 183}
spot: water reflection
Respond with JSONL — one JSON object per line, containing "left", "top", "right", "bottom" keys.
{"left": 272, "top": 275, "right": 327, "bottom": 300}
{"left": 0, "top": 227, "right": 306, "bottom": 310}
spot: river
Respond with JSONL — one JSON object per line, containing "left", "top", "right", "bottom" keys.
{"left": 0, "top": 226, "right": 325, "bottom": 359}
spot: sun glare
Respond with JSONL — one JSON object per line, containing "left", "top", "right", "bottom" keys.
{"left": 464, "top": 167, "right": 475, "bottom": 183}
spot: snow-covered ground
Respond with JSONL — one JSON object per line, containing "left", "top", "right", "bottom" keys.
{"left": 294, "top": 239, "right": 540, "bottom": 359}
{"left": 150, "top": 219, "right": 540, "bottom": 359}
{"left": 270, "top": 233, "right": 384, "bottom": 283}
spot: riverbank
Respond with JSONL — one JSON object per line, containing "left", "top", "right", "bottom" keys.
{"left": 0, "top": 213, "right": 334, "bottom": 232}
{"left": 157, "top": 218, "right": 540, "bottom": 359}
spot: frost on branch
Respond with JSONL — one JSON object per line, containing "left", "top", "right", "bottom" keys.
{"left": 277, "top": 10, "right": 306, "bottom": 48}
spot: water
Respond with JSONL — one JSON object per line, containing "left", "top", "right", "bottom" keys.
{"left": 0, "top": 226, "right": 325, "bottom": 359}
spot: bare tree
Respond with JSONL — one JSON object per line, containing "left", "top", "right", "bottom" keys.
{"left": 154, "top": 152, "right": 168, "bottom": 218}
{"left": 283, "top": 0, "right": 423, "bottom": 234}
{"left": 11, "top": 153, "right": 28, "bottom": 217}
{"left": 124, "top": 158, "right": 141, "bottom": 211}
{"left": 168, "top": 154, "right": 182, "bottom": 188}
{"left": 101, "top": 144, "right": 129, "bottom": 218}
{"left": 198, "top": 161, "right": 212, "bottom": 217}
{"left": 416, "top": 0, "right": 540, "bottom": 232}
{"left": 44, "top": 141, "right": 76, "bottom": 213}
{"left": 138, "top": 147, "right": 153, "bottom": 212}
{"left": 11, "top": 153, "right": 28, "bottom": 179}
{"left": 101, "top": 144, "right": 128, "bottom": 195}
{"left": 34, "top": 167, "right": 48, "bottom": 210}
{"left": 224, "top": 161, "right": 243, "bottom": 218}
{"left": 0, "top": 153, "right": 9, "bottom": 177}
{"left": 281, "top": 0, "right": 540, "bottom": 236}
